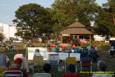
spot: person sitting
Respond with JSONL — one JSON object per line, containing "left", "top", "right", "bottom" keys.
{"left": 58, "top": 60, "right": 65, "bottom": 72}
{"left": 43, "top": 63, "right": 54, "bottom": 77}
{"left": 65, "top": 48, "right": 71, "bottom": 53}
{"left": 61, "top": 64, "right": 80, "bottom": 77}
{"left": 34, "top": 49, "right": 41, "bottom": 56}
{"left": 74, "top": 47, "right": 79, "bottom": 53}
{"left": 9, "top": 57, "right": 28, "bottom": 77}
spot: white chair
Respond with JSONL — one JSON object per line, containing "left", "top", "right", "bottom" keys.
{"left": 33, "top": 73, "right": 51, "bottom": 77}
{"left": 3, "top": 70, "right": 23, "bottom": 77}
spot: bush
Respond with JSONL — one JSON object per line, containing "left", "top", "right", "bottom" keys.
{"left": 7, "top": 48, "right": 26, "bottom": 61}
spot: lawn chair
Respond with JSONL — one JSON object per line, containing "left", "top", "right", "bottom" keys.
{"left": 33, "top": 73, "right": 51, "bottom": 77}
{"left": 3, "top": 70, "right": 23, "bottom": 77}
{"left": 80, "top": 57, "right": 92, "bottom": 71}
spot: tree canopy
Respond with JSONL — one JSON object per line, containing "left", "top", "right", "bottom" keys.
{"left": 13, "top": 0, "right": 115, "bottom": 39}
{"left": 51, "top": 0, "right": 99, "bottom": 27}
{"left": 95, "top": 0, "right": 115, "bottom": 36}
{"left": 13, "top": 3, "right": 53, "bottom": 39}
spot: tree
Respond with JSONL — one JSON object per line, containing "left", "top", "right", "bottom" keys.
{"left": 51, "top": 0, "right": 99, "bottom": 29}
{"left": 51, "top": 0, "right": 78, "bottom": 28}
{"left": 108, "top": 0, "right": 115, "bottom": 25}
{"left": 75, "top": 0, "right": 99, "bottom": 26}
{"left": 95, "top": 0, "right": 115, "bottom": 36}
{"left": 0, "top": 33, "right": 4, "bottom": 42}
{"left": 13, "top": 3, "right": 53, "bottom": 39}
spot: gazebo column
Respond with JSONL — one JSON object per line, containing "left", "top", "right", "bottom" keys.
{"left": 77, "top": 35, "right": 79, "bottom": 40}
{"left": 60, "top": 34, "right": 63, "bottom": 43}
{"left": 72, "top": 35, "right": 76, "bottom": 39}
{"left": 61, "top": 36, "right": 63, "bottom": 43}
{"left": 89, "top": 35, "right": 92, "bottom": 43}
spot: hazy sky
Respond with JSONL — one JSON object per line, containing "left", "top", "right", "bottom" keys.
{"left": 0, "top": 0, "right": 107, "bottom": 25}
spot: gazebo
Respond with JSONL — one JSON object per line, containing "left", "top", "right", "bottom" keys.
{"left": 60, "top": 21, "right": 93, "bottom": 43}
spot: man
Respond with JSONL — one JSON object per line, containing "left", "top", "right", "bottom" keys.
{"left": 0, "top": 51, "right": 9, "bottom": 69}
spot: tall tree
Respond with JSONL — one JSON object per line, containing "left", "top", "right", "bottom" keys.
{"left": 75, "top": 0, "right": 99, "bottom": 26}
{"left": 13, "top": 3, "right": 53, "bottom": 39}
{"left": 108, "top": 0, "right": 115, "bottom": 25}
{"left": 51, "top": 0, "right": 99, "bottom": 30}
{"left": 50, "top": 0, "right": 77, "bottom": 32}
{"left": 95, "top": 0, "right": 115, "bottom": 36}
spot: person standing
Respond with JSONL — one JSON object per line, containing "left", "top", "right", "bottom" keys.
{"left": 0, "top": 50, "right": 9, "bottom": 69}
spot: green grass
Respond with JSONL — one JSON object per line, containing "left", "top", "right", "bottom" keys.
{"left": 0, "top": 74, "right": 3, "bottom": 77}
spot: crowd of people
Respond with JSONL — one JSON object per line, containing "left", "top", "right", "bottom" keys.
{"left": 0, "top": 42, "right": 114, "bottom": 77}
{"left": 48, "top": 43, "right": 99, "bottom": 63}
{"left": 1, "top": 56, "right": 114, "bottom": 77}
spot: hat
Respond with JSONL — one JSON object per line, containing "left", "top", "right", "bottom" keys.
{"left": 14, "top": 54, "right": 23, "bottom": 61}
{"left": 14, "top": 58, "right": 22, "bottom": 65}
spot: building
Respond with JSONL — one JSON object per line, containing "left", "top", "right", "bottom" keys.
{"left": 0, "top": 22, "right": 17, "bottom": 40}
{"left": 0, "top": 26, "right": 3, "bottom": 33}
{"left": 60, "top": 21, "right": 93, "bottom": 43}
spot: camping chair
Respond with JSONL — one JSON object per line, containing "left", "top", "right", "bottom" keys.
{"left": 33, "top": 56, "right": 43, "bottom": 72}
{"left": 3, "top": 70, "right": 23, "bottom": 77}
{"left": 80, "top": 57, "right": 92, "bottom": 71}
{"left": 33, "top": 73, "right": 51, "bottom": 77}
{"left": 66, "top": 57, "right": 78, "bottom": 72}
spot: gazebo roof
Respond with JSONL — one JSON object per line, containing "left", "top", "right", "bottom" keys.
{"left": 61, "top": 21, "right": 93, "bottom": 35}
{"left": 61, "top": 28, "right": 92, "bottom": 34}
{"left": 67, "top": 21, "right": 85, "bottom": 28}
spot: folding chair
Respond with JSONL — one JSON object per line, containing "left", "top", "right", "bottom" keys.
{"left": 80, "top": 57, "right": 92, "bottom": 71}
{"left": 3, "top": 70, "right": 23, "bottom": 77}
{"left": 33, "top": 56, "right": 43, "bottom": 72}
{"left": 66, "top": 57, "right": 78, "bottom": 72}
{"left": 33, "top": 73, "right": 51, "bottom": 77}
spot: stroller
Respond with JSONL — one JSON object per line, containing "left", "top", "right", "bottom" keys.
{"left": 109, "top": 46, "right": 115, "bottom": 57}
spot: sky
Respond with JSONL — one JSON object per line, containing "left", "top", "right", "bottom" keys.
{"left": 0, "top": 0, "right": 107, "bottom": 25}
